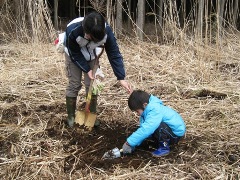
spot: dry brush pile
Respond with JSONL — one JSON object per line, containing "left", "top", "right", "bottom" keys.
{"left": 0, "top": 31, "right": 239, "bottom": 179}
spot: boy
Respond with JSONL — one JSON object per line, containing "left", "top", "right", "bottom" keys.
{"left": 122, "top": 90, "right": 186, "bottom": 157}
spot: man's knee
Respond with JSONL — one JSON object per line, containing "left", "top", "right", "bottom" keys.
{"left": 66, "top": 84, "right": 82, "bottom": 97}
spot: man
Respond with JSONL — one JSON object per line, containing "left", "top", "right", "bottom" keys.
{"left": 64, "top": 11, "right": 131, "bottom": 127}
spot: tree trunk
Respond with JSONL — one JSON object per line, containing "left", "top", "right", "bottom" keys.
{"left": 77, "top": 0, "right": 80, "bottom": 16}
{"left": 69, "top": 0, "right": 75, "bottom": 20}
{"left": 106, "top": 0, "right": 112, "bottom": 23}
{"left": 54, "top": 0, "right": 58, "bottom": 29}
{"left": 127, "top": 0, "right": 132, "bottom": 29}
{"left": 157, "top": 0, "right": 163, "bottom": 28}
{"left": 84, "top": 0, "right": 88, "bottom": 16}
{"left": 179, "top": 0, "right": 186, "bottom": 28}
{"left": 205, "top": 0, "right": 209, "bottom": 44}
{"left": 217, "top": 0, "right": 226, "bottom": 32}
{"left": 233, "top": 0, "right": 239, "bottom": 28}
{"left": 116, "top": 0, "right": 122, "bottom": 37}
{"left": 13, "top": 0, "right": 20, "bottom": 23}
{"left": 27, "top": 0, "right": 35, "bottom": 37}
{"left": 197, "top": 0, "right": 204, "bottom": 38}
{"left": 137, "top": 0, "right": 145, "bottom": 40}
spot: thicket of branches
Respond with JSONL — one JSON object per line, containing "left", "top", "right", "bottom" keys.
{"left": 0, "top": 0, "right": 55, "bottom": 43}
{"left": 0, "top": 0, "right": 239, "bottom": 44}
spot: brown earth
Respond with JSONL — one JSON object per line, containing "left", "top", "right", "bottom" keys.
{"left": 0, "top": 100, "right": 199, "bottom": 173}
{"left": 1, "top": 99, "right": 238, "bottom": 178}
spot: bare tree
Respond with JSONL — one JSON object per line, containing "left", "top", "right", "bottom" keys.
{"left": 116, "top": 0, "right": 122, "bottom": 37}
{"left": 179, "top": 0, "right": 186, "bottom": 28}
{"left": 54, "top": 0, "right": 58, "bottom": 29}
{"left": 106, "top": 0, "right": 113, "bottom": 25}
{"left": 13, "top": 0, "right": 20, "bottom": 22}
{"left": 137, "top": 0, "right": 145, "bottom": 40}
{"left": 233, "top": 0, "right": 239, "bottom": 28}
{"left": 127, "top": 0, "right": 132, "bottom": 29}
{"left": 157, "top": 0, "right": 163, "bottom": 28}
{"left": 69, "top": 0, "right": 75, "bottom": 19}
{"left": 217, "top": 0, "right": 226, "bottom": 33}
{"left": 197, "top": 0, "right": 204, "bottom": 38}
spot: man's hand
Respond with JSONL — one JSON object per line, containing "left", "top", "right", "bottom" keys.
{"left": 122, "top": 142, "right": 134, "bottom": 154}
{"left": 87, "top": 70, "right": 94, "bottom": 80}
{"left": 119, "top": 80, "right": 132, "bottom": 93}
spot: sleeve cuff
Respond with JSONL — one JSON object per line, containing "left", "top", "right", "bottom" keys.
{"left": 117, "top": 77, "right": 125, "bottom": 80}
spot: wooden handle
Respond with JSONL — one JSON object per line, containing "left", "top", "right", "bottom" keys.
{"left": 85, "top": 47, "right": 104, "bottom": 112}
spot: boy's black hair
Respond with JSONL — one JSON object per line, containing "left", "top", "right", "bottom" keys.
{"left": 82, "top": 11, "right": 106, "bottom": 42}
{"left": 128, "top": 90, "right": 150, "bottom": 111}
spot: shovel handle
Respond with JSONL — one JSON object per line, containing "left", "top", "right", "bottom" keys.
{"left": 85, "top": 47, "right": 104, "bottom": 112}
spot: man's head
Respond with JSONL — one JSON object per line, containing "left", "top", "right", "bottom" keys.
{"left": 82, "top": 11, "right": 105, "bottom": 42}
{"left": 128, "top": 90, "right": 150, "bottom": 115}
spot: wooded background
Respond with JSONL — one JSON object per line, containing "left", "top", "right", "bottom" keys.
{"left": 0, "top": 0, "right": 239, "bottom": 43}
{"left": 0, "top": 1, "right": 239, "bottom": 178}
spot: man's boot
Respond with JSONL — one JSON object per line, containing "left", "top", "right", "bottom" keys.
{"left": 89, "top": 94, "right": 100, "bottom": 126}
{"left": 66, "top": 96, "right": 77, "bottom": 127}
{"left": 152, "top": 140, "right": 170, "bottom": 157}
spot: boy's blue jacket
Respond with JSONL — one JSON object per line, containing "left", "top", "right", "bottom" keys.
{"left": 127, "top": 95, "right": 186, "bottom": 147}
{"left": 65, "top": 18, "right": 125, "bottom": 80}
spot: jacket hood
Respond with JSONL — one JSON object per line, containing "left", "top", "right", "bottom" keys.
{"left": 149, "top": 95, "right": 163, "bottom": 104}
{"left": 142, "top": 95, "right": 163, "bottom": 116}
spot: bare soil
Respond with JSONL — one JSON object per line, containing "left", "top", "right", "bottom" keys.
{"left": 0, "top": 101, "right": 189, "bottom": 170}
{"left": 1, "top": 98, "right": 238, "bottom": 178}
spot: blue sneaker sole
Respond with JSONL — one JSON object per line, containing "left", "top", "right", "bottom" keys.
{"left": 152, "top": 151, "right": 170, "bottom": 157}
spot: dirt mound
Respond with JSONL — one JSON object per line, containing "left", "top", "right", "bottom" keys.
{"left": 0, "top": 101, "right": 201, "bottom": 175}
{"left": 43, "top": 113, "right": 204, "bottom": 175}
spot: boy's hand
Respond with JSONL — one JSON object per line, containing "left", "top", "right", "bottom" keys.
{"left": 122, "top": 142, "right": 134, "bottom": 154}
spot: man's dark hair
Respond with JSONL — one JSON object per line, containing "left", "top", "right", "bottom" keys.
{"left": 82, "top": 11, "right": 105, "bottom": 42}
{"left": 128, "top": 90, "right": 150, "bottom": 111}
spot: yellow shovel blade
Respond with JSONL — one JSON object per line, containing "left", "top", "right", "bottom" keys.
{"left": 84, "top": 112, "right": 97, "bottom": 128}
{"left": 75, "top": 110, "right": 97, "bottom": 130}
{"left": 75, "top": 111, "right": 85, "bottom": 126}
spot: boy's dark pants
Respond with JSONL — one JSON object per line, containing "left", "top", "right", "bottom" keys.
{"left": 153, "top": 122, "right": 182, "bottom": 146}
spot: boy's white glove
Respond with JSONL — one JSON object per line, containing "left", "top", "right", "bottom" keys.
{"left": 95, "top": 67, "right": 104, "bottom": 78}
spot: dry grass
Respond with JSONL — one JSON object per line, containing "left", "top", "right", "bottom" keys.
{"left": 0, "top": 29, "right": 239, "bottom": 179}
{"left": 0, "top": 1, "right": 239, "bottom": 178}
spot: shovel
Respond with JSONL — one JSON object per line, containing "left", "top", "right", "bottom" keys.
{"left": 75, "top": 47, "right": 104, "bottom": 130}
{"left": 102, "top": 147, "right": 123, "bottom": 160}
